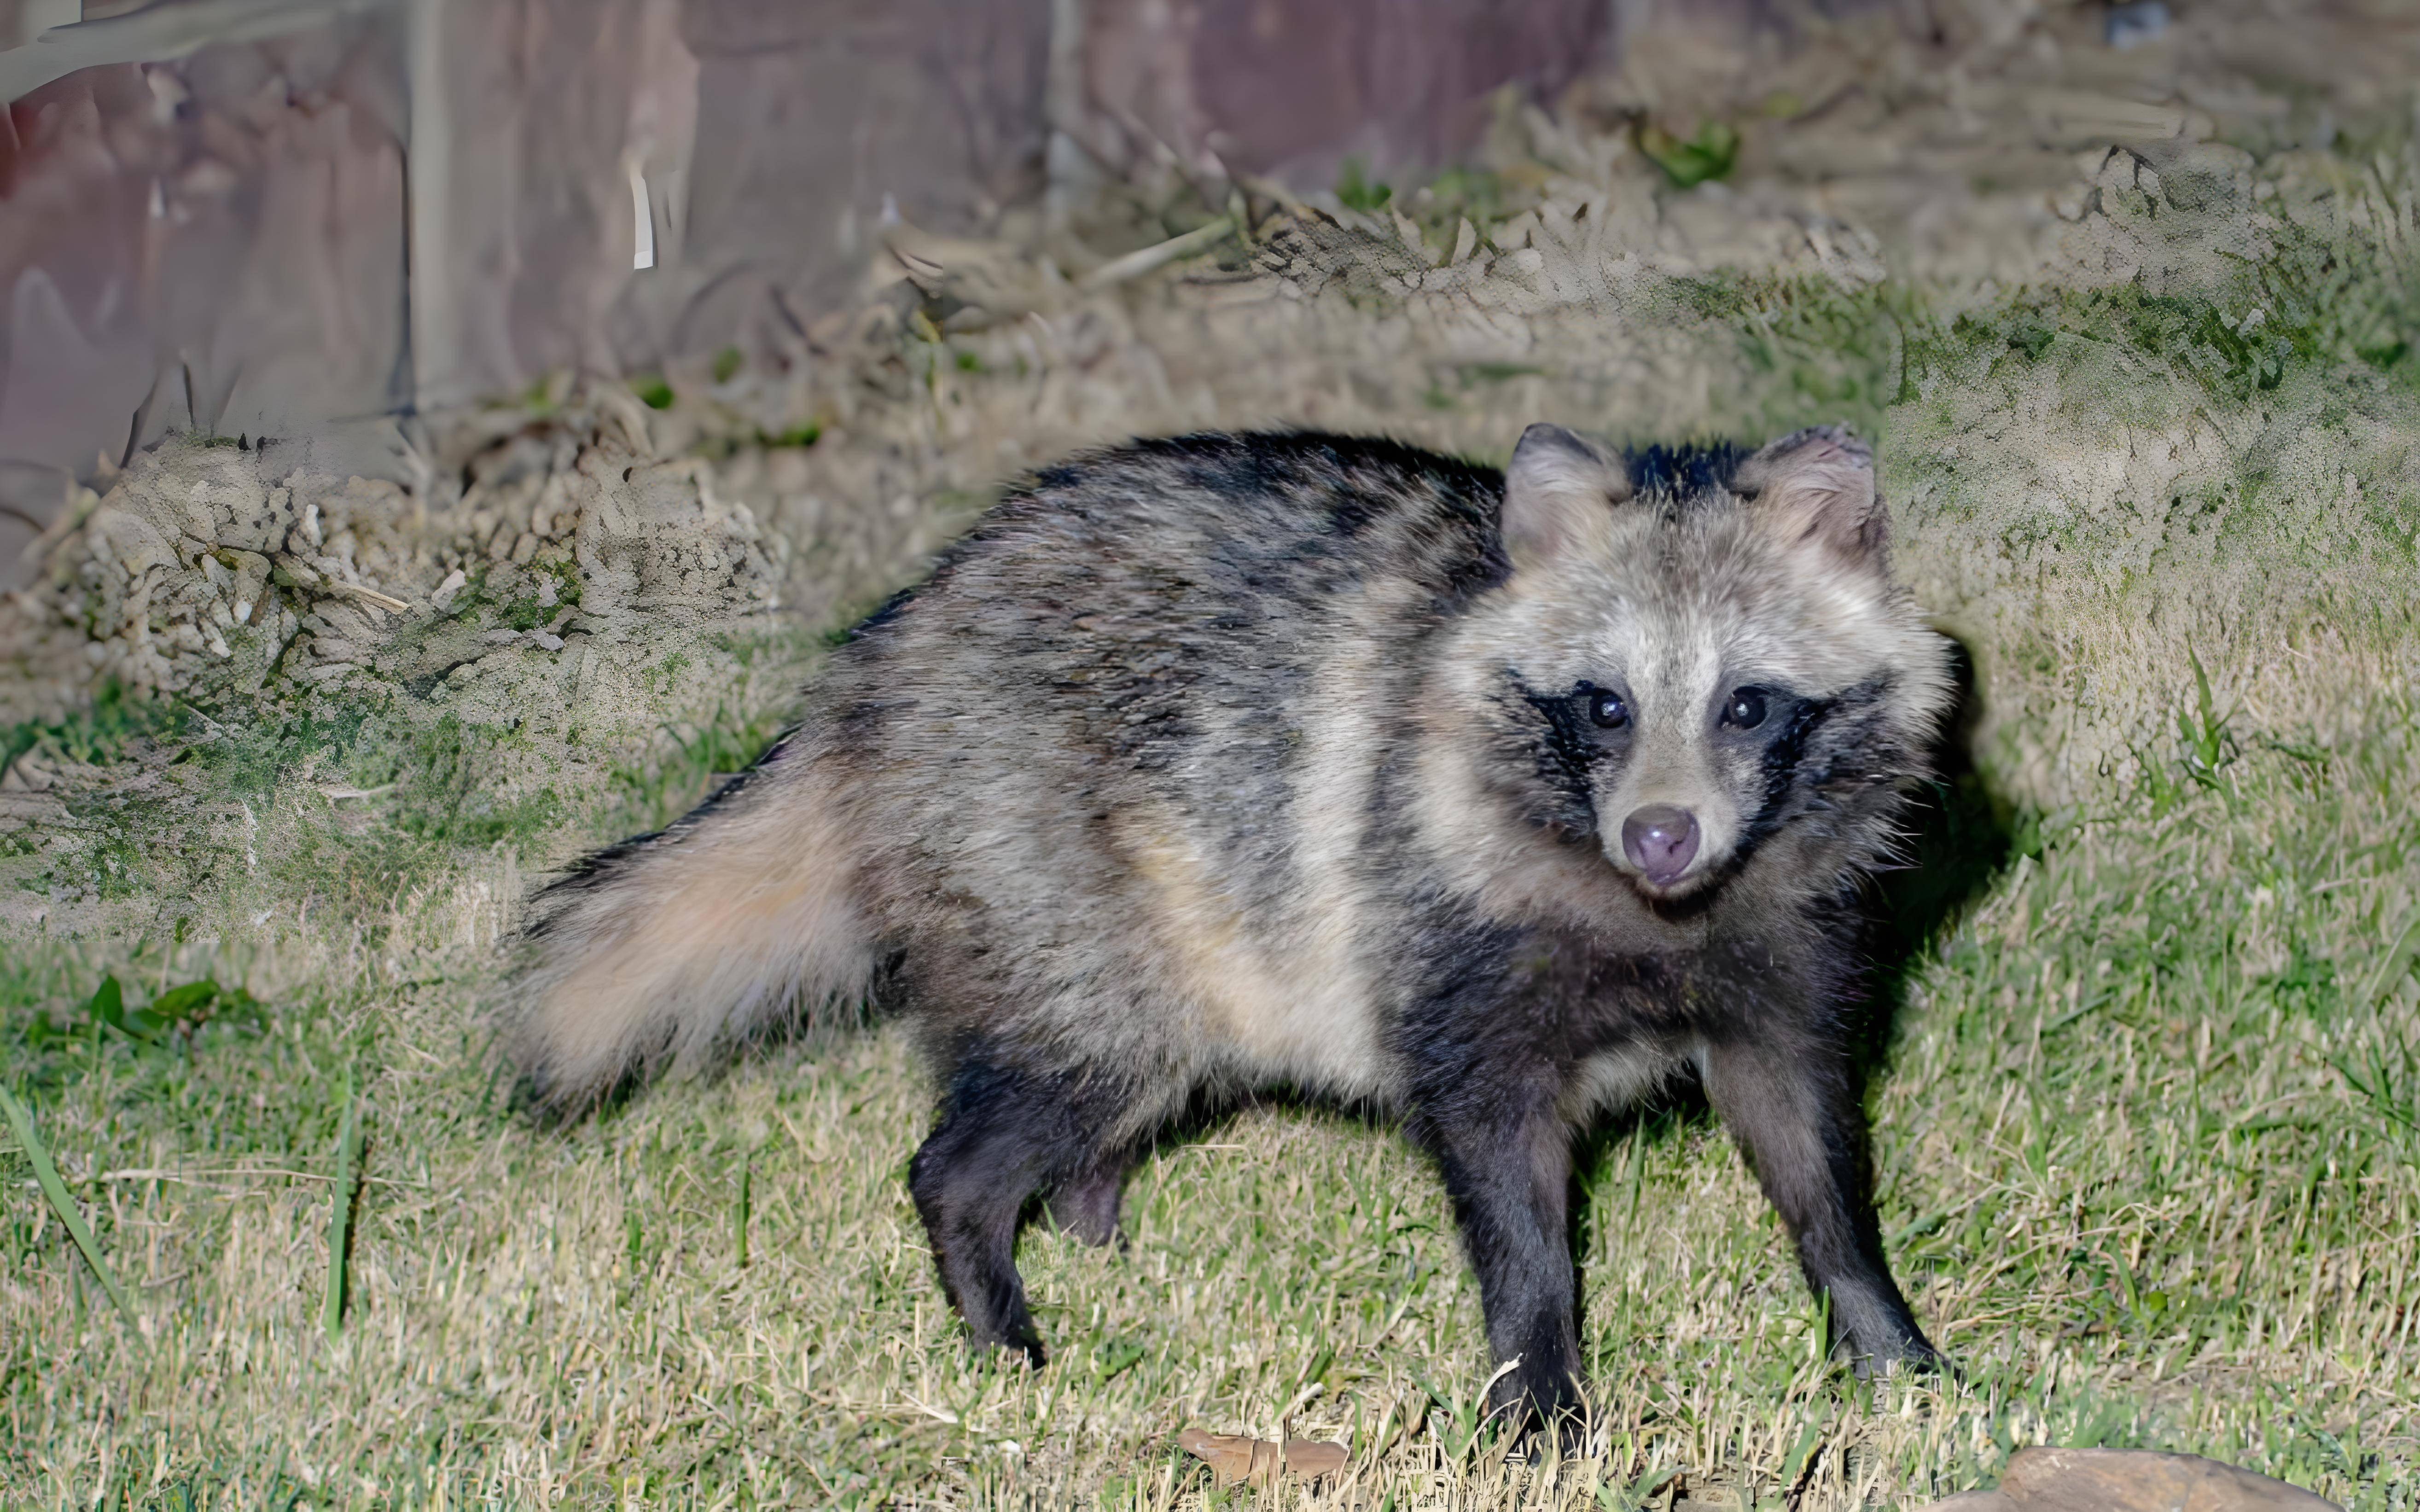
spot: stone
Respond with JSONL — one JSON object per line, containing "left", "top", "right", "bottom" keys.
{"left": 1916, "top": 1448, "right": 2342, "bottom": 1512}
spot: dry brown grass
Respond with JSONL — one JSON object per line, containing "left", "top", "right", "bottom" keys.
{"left": 8, "top": 52, "right": 2420, "bottom": 1509}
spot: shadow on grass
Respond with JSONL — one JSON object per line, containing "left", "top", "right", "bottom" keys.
{"left": 1860, "top": 633, "right": 2022, "bottom": 1077}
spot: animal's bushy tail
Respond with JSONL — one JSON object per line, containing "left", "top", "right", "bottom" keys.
{"left": 507, "top": 747, "right": 876, "bottom": 1114}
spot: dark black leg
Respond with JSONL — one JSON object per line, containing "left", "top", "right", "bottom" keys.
{"left": 1405, "top": 1067, "right": 1585, "bottom": 1439}
{"left": 1697, "top": 1034, "right": 1938, "bottom": 1372}
{"left": 1046, "top": 1155, "right": 1127, "bottom": 1247}
{"left": 908, "top": 1057, "right": 1124, "bottom": 1367}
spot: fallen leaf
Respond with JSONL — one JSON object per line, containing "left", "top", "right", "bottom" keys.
{"left": 1177, "top": 1429, "right": 1277, "bottom": 1486}
{"left": 1282, "top": 1438, "right": 1349, "bottom": 1478}
{"left": 1177, "top": 1428, "right": 1348, "bottom": 1486}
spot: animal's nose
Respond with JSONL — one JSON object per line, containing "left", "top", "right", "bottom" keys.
{"left": 1621, "top": 804, "right": 1700, "bottom": 885}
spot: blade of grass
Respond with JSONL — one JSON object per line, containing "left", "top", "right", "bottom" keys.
{"left": 735, "top": 1158, "right": 751, "bottom": 1269}
{"left": 2361, "top": 908, "right": 2420, "bottom": 1007}
{"left": 1778, "top": 1417, "right": 1827, "bottom": 1498}
{"left": 0, "top": 1082, "right": 136, "bottom": 1324}
{"left": 1077, "top": 216, "right": 1235, "bottom": 291}
{"left": 86, "top": 974, "right": 160, "bottom": 1046}
{"left": 322, "top": 1066, "right": 363, "bottom": 1339}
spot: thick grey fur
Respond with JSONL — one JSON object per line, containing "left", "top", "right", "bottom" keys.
{"left": 509, "top": 422, "right": 1958, "bottom": 1432}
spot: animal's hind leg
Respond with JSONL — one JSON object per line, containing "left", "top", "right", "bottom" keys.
{"left": 1046, "top": 1151, "right": 1130, "bottom": 1246}
{"left": 908, "top": 1057, "right": 1130, "bottom": 1365}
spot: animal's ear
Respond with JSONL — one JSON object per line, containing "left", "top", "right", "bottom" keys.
{"left": 1733, "top": 425, "right": 1888, "bottom": 568}
{"left": 1501, "top": 423, "right": 1633, "bottom": 570}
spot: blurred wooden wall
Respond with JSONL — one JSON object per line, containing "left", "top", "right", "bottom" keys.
{"left": 0, "top": 0, "right": 1815, "bottom": 571}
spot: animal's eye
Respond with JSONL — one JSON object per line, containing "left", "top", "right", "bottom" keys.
{"left": 1722, "top": 689, "right": 1768, "bottom": 729}
{"left": 1587, "top": 689, "right": 1629, "bottom": 729}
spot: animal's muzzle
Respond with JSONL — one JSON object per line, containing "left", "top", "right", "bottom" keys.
{"left": 1621, "top": 804, "right": 1700, "bottom": 886}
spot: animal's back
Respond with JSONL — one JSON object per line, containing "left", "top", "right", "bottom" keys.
{"left": 512, "top": 419, "right": 1957, "bottom": 1421}
{"left": 514, "top": 433, "right": 1509, "bottom": 1111}
{"left": 821, "top": 434, "right": 1510, "bottom": 1107}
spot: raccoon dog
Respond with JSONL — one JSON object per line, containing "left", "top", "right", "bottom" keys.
{"left": 512, "top": 421, "right": 1956, "bottom": 1428}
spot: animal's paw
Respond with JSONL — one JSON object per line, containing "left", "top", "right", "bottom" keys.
{"left": 970, "top": 1317, "right": 1049, "bottom": 1371}
{"left": 1844, "top": 1327, "right": 1950, "bottom": 1381}
{"left": 1486, "top": 1355, "right": 1589, "bottom": 1453}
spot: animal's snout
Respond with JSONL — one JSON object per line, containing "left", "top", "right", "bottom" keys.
{"left": 1621, "top": 804, "right": 1700, "bottom": 885}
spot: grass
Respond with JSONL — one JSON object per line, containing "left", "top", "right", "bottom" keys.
{"left": 2, "top": 595, "right": 2415, "bottom": 1511}
{"left": 7, "top": 146, "right": 2420, "bottom": 1509}
{"left": 1636, "top": 122, "right": 1741, "bottom": 189}
{"left": 0, "top": 1082, "right": 134, "bottom": 1324}
{"left": 3, "top": 678, "right": 190, "bottom": 774}
{"left": 322, "top": 1065, "right": 363, "bottom": 1341}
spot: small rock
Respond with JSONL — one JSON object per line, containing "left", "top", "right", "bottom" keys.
{"left": 1917, "top": 1448, "right": 2342, "bottom": 1512}
{"left": 2106, "top": 1, "right": 2169, "bottom": 49}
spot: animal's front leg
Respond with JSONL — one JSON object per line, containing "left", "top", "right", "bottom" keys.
{"left": 1697, "top": 1030, "right": 1939, "bottom": 1371}
{"left": 1404, "top": 1062, "right": 1585, "bottom": 1437}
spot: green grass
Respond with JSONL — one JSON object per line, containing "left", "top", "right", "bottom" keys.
{"left": 1673, "top": 186, "right": 2420, "bottom": 440}
{"left": 0, "top": 1081, "right": 134, "bottom": 1324}
{"left": 2, "top": 606, "right": 2414, "bottom": 1511}
{"left": 7, "top": 140, "right": 2420, "bottom": 1510}
{"left": 1335, "top": 157, "right": 1393, "bottom": 215}
{"left": 1637, "top": 121, "right": 1741, "bottom": 189}
{"left": 601, "top": 701, "right": 792, "bottom": 837}
{"left": 3, "top": 678, "right": 189, "bottom": 773}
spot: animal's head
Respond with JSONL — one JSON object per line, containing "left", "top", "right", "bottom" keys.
{"left": 1438, "top": 421, "right": 1955, "bottom": 908}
